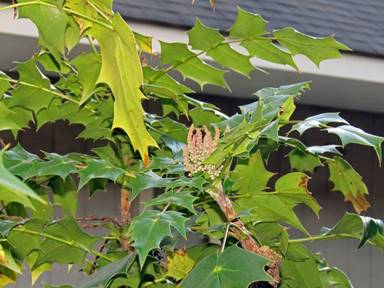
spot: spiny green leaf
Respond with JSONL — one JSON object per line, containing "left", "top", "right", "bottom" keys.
{"left": 323, "top": 212, "right": 384, "bottom": 252}
{"left": 291, "top": 112, "right": 348, "bottom": 135}
{"left": 160, "top": 42, "right": 227, "bottom": 89}
{"left": 180, "top": 245, "right": 272, "bottom": 288}
{"left": 78, "top": 253, "right": 136, "bottom": 288}
{"left": 275, "top": 172, "right": 321, "bottom": 216}
{"left": 0, "top": 71, "right": 10, "bottom": 95}
{"left": 18, "top": 0, "right": 69, "bottom": 56}
{"left": 328, "top": 157, "right": 370, "bottom": 214}
{"left": 93, "top": 14, "right": 158, "bottom": 165}
{"left": 229, "top": 7, "right": 267, "bottom": 38}
{"left": 281, "top": 246, "right": 323, "bottom": 288}
{"left": 188, "top": 20, "right": 253, "bottom": 77}
{"left": 327, "top": 125, "right": 384, "bottom": 164}
{"left": 231, "top": 151, "right": 274, "bottom": 195}
{"left": 9, "top": 59, "right": 54, "bottom": 113}
{"left": 0, "top": 149, "right": 45, "bottom": 209}
{"left": 288, "top": 149, "right": 323, "bottom": 173}
{"left": 0, "top": 103, "right": 20, "bottom": 132}
{"left": 241, "top": 39, "right": 298, "bottom": 70}
{"left": 71, "top": 52, "right": 101, "bottom": 105}
{"left": 129, "top": 171, "right": 170, "bottom": 201}
{"left": 130, "top": 210, "right": 188, "bottom": 266}
{"left": 144, "top": 191, "right": 197, "bottom": 214}
{"left": 78, "top": 158, "right": 125, "bottom": 190}
{"left": 273, "top": 27, "right": 351, "bottom": 66}
{"left": 34, "top": 218, "right": 97, "bottom": 267}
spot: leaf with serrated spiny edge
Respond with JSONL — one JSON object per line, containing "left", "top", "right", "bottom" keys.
{"left": 92, "top": 14, "right": 158, "bottom": 165}
{"left": 273, "top": 27, "right": 351, "bottom": 66}
{"left": 18, "top": 0, "right": 69, "bottom": 57}
{"left": 130, "top": 210, "right": 188, "bottom": 267}
{"left": 160, "top": 42, "right": 228, "bottom": 89}
{"left": 34, "top": 218, "right": 97, "bottom": 267}
{"left": 144, "top": 191, "right": 197, "bottom": 214}
{"left": 129, "top": 171, "right": 172, "bottom": 201}
{"left": 229, "top": 7, "right": 268, "bottom": 38}
{"left": 188, "top": 20, "right": 253, "bottom": 77}
{"left": 290, "top": 112, "right": 348, "bottom": 135}
{"left": 0, "top": 103, "right": 20, "bottom": 132}
{"left": 231, "top": 151, "right": 274, "bottom": 195}
{"left": 0, "top": 149, "right": 45, "bottom": 209}
{"left": 327, "top": 125, "right": 384, "bottom": 164}
{"left": 77, "top": 254, "right": 136, "bottom": 288}
{"left": 275, "top": 172, "right": 321, "bottom": 216}
{"left": 49, "top": 177, "right": 78, "bottom": 217}
{"left": 323, "top": 212, "right": 384, "bottom": 252}
{"left": 306, "top": 145, "right": 342, "bottom": 155}
{"left": 0, "top": 71, "right": 10, "bottom": 95}
{"left": 288, "top": 149, "right": 323, "bottom": 174}
{"left": 78, "top": 158, "right": 125, "bottom": 190}
{"left": 134, "top": 32, "right": 153, "bottom": 54}
{"left": 328, "top": 157, "right": 370, "bottom": 214}
{"left": 241, "top": 39, "right": 298, "bottom": 70}
{"left": 9, "top": 59, "right": 54, "bottom": 114}
{"left": 180, "top": 245, "right": 272, "bottom": 288}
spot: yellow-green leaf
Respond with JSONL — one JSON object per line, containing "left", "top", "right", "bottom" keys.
{"left": 92, "top": 14, "right": 158, "bottom": 164}
{"left": 328, "top": 157, "right": 370, "bottom": 214}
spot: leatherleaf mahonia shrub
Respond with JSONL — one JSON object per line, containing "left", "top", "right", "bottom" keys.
{"left": 0, "top": 1, "right": 383, "bottom": 287}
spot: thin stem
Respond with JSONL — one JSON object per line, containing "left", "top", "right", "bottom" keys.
{"left": 13, "top": 227, "right": 113, "bottom": 262}
{"left": 288, "top": 233, "right": 354, "bottom": 243}
{"left": 87, "top": 36, "right": 99, "bottom": 55}
{"left": 141, "top": 277, "right": 167, "bottom": 288}
{"left": 220, "top": 222, "right": 233, "bottom": 253}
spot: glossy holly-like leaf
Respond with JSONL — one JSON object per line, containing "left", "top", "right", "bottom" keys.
{"left": 0, "top": 103, "right": 20, "bottom": 132}
{"left": 231, "top": 151, "right": 274, "bottom": 195}
{"left": 327, "top": 125, "right": 384, "bottom": 164}
{"left": 37, "top": 152, "right": 78, "bottom": 180}
{"left": 323, "top": 212, "right": 384, "bottom": 251}
{"left": 78, "top": 158, "right": 126, "bottom": 190}
{"left": 18, "top": 0, "right": 69, "bottom": 56}
{"left": 35, "top": 218, "right": 97, "bottom": 267}
{"left": 188, "top": 20, "right": 253, "bottom": 77}
{"left": 229, "top": 7, "right": 267, "bottom": 38}
{"left": 288, "top": 149, "right": 323, "bottom": 173}
{"left": 128, "top": 171, "right": 171, "bottom": 201}
{"left": 71, "top": 52, "right": 101, "bottom": 105}
{"left": 130, "top": 210, "right": 188, "bottom": 266}
{"left": 328, "top": 157, "right": 370, "bottom": 214}
{"left": 0, "top": 71, "right": 10, "bottom": 95}
{"left": 160, "top": 42, "right": 227, "bottom": 89}
{"left": 273, "top": 27, "right": 351, "bottom": 66}
{"left": 320, "top": 266, "right": 353, "bottom": 288}
{"left": 281, "top": 246, "right": 322, "bottom": 288}
{"left": 7, "top": 219, "right": 46, "bottom": 259}
{"left": 3, "top": 144, "right": 41, "bottom": 180}
{"left": 144, "top": 191, "right": 197, "bottom": 214}
{"left": 291, "top": 113, "right": 348, "bottom": 135}
{"left": 9, "top": 59, "right": 54, "bottom": 113}
{"left": 180, "top": 245, "right": 272, "bottom": 288}
{"left": 78, "top": 253, "right": 136, "bottom": 288}
{"left": 241, "top": 39, "right": 298, "bottom": 70}
{"left": 275, "top": 172, "right": 321, "bottom": 216}
{"left": 0, "top": 149, "right": 44, "bottom": 209}
{"left": 93, "top": 14, "right": 158, "bottom": 165}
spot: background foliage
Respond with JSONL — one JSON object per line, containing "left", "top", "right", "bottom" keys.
{"left": 0, "top": 0, "right": 383, "bottom": 287}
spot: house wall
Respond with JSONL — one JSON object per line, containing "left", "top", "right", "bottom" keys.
{"left": 2, "top": 98, "right": 384, "bottom": 288}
